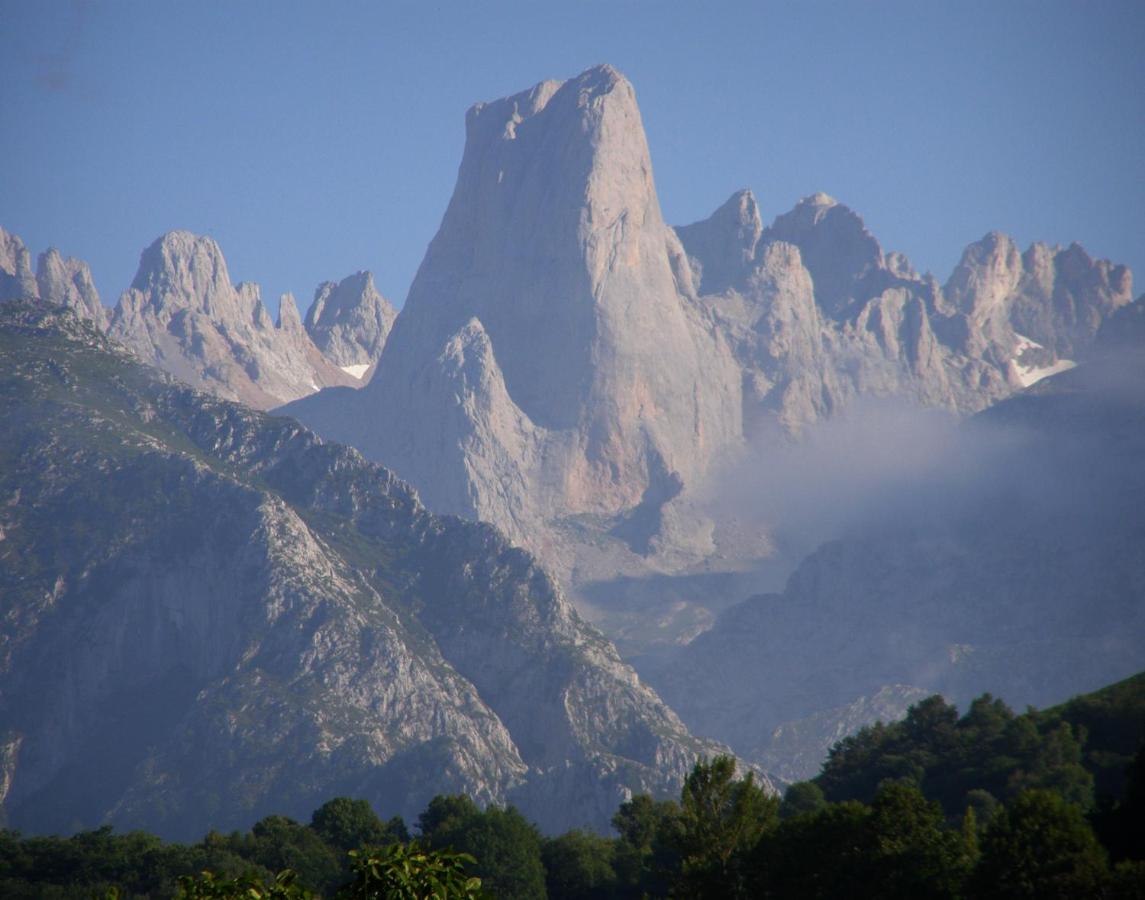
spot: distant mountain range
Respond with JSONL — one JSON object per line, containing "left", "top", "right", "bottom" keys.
{"left": 1, "top": 63, "right": 1140, "bottom": 833}
{"left": 0, "top": 226, "right": 396, "bottom": 409}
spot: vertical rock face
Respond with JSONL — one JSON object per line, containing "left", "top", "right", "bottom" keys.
{"left": 0, "top": 228, "right": 38, "bottom": 302}
{"left": 304, "top": 271, "right": 397, "bottom": 376}
{"left": 109, "top": 231, "right": 357, "bottom": 409}
{"left": 286, "top": 65, "right": 742, "bottom": 543}
{"left": 36, "top": 248, "right": 108, "bottom": 330}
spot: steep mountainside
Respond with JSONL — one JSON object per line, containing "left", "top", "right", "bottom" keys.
{"left": 0, "top": 302, "right": 749, "bottom": 840}
{"left": 647, "top": 299, "right": 1145, "bottom": 779}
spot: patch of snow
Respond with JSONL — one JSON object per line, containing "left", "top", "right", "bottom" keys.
{"left": 1015, "top": 357, "right": 1076, "bottom": 388}
{"left": 1012, "top": 332, "right": 1043, "bottom": 354}
{"left": 340, "top": 364, "right": 370, "bottom": 379}
{"left": 1011, "top": 333, "right": 1074, "bottom": 387}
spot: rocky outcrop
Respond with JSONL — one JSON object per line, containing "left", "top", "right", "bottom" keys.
{"left": 283, "top": 65, "right": 742, "bottom": 550}
{"left": 109, "top": 231, "right": 358, "bottom": 409}
{"left": 0, "top": 302, "right": 752, "bottom": 839}
{"left": 304, "top": 271, "right": 397, "bottom": 378}
{"left": 36, "top": 248, "right": 108, "bottom": 329}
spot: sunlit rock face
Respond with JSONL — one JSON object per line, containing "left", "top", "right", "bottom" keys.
{"left": 108, "top": 230, "right": 357, "bottom": 409}
{"left": 284, "top": 65, "right": 742, "bottom": 546}
{"left": 0, "top": 228, "right": 38, "bottom": 302}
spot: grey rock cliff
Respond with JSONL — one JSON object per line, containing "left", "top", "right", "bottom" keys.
{"left": 677, "top": 190, "right": 1133, "bottom": 435}
{"left": 304, "top": 271, "right": 397, "bottom": 375}
{"left": 109, "top": 231, "right": 358, "bottom": 409}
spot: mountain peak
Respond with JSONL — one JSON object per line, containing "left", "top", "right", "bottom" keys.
{"left": 676, "top": 189, "right": 764, "bottom": 293}
{"left": 763, "top": 194, "right": 884, "bottom": 318}
{"left": 130, "top": 230, "right": 231, "bottom": 298}
{"left": 304, "top": 270, "right": 396, "bottom": 368}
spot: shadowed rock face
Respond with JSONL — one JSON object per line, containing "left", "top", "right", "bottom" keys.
{"left": 0, "top": 302, "right": 755, "bottom": 840}
{"left": 109, "top": 231, "right": 357, "bottom": 409}
{"left": 304, "top": 271, "right": 397, "bottom": 373}
{"left": 284, "top": 64, "right": 742, "bottom": 546}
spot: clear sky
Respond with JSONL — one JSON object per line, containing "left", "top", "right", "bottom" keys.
{"left": 2, "top": 0, "right": 1143, "bottom": 316}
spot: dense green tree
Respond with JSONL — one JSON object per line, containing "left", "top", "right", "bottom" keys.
{"left": 779, "top": 781, "right": 826, "bottom": 819}
{"left": 752, "top": 800, "right": 872, "bottom": 898}
{"left": 241, "top": 815, "right": 342, "bottom": 894}
{"left": 673, "top": 755, "right": 778, "bottom": 898}
{"left": 970, "top": 788, "right": 1109, "bottom": 899}
{"left": 610, "top": 794, "right": 680, "bottom": 898}
{"left": 175, "top": 868, "right": 314, "bottom": 899}
{"left": 309, "top": 798, "right": 407, "bottom": 854}
{"left": 419, "top": 797, "right": 546, "bottom": 900}
{"left": 335, "top": 844, "right": 483, "bottom": 899}
{"left": 542, "top": 829, "right": 617, "bottom": 899}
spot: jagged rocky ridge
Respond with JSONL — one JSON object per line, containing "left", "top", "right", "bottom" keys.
{"left": 677, "top": 189, "right": 1132, "bottom": 435}
{"left": 646, "top": 297, "right": 1145, "bottom": 779}
{"left": 0, "top": 226, "right": 394, "bottom": 410}
{"left": 0, "top": 302, "right": 749, "bottom": 840}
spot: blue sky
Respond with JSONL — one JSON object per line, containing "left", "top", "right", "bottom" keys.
{"left": 2, "top": 0, "right": 1143, "bottom": 315}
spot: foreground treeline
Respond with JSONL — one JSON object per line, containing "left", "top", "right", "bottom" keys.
{"left": 2, "top": 673, "right": 1143, "bottom": 898}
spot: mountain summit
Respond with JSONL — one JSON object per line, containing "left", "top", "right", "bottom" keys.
{"left": 284, "top": 64, "right": 741, "bottom": 546}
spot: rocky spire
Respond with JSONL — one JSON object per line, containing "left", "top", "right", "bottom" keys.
{"left": 36, "top": 248, "right": 108, "bottom": 329}
{"left": 287, "top": 64, "right": 741, "bottom": 545}
{"left": 676, "top": 189, "right": 764, "bottom": 294}
{"left": 304, "top": 271, "right": 396, "bottom": 372}
{"left": 762, "top": 193, "right": 886, "bottom": 320}
{"left": 0, "top": 227, "right": 38, "bottom": 302}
